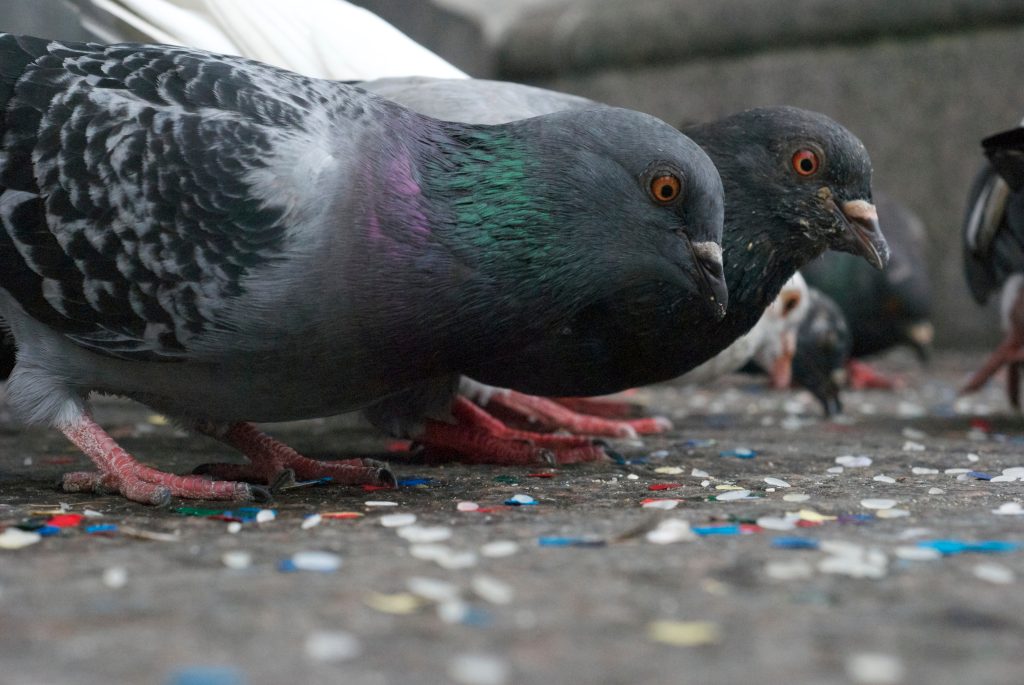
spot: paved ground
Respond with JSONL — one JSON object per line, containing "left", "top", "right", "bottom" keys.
{"left": 1, "top": 351, "right": 1022, "bottom": 685}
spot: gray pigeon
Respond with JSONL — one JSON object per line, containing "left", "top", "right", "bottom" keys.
{"left": 359, "top": 77, "right": 886, "bottom": 446}
{"left": 0, "top": 35, "right": 727, "bottom": 504}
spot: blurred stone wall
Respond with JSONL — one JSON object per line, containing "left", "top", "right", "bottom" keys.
{"left": 368, "top": 0, "right": 1024, "bottom": 350}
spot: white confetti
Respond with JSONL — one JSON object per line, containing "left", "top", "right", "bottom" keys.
{"left": 973, "top": 563, "right": 1015, "bottom": 585}
{"left": 655, "top": 466, "right": 684, "bottom": 475}
{"left": 627, "top": 474, "right": 640, "bottom": 480}
{"left": 911, "top": 467, "right": 938, "bottom": 475}
{"left": 897, "top": 401, "right": 925, "bottom": 418}
{"left": 397, "top": 525, "right": 453, "bottom": 543}
{"left": 226, "top": 521, "right": 243, "bottom": 534}
{"left": 646, "top": 519, "right": 696, "bottom": 544}
{"left": 992, "top": 502, "right": 1024, "bottom": 516}
{"left": 873, "top": 475, "right": 896, "bottom": 484}
{"left": 255, "top": 509, "right": 276, "bottom": 523}
{"left": 407, "top": 576, "right": 460, "bottom": 603}
{"left": 765, "top": 559, "right": 813, "bottom": 581}
{"left": 783, "top": 493, "right": 811, "bottom": 503}
{"left": 380, "top": 513, "right": 417, "bottom": 528}
{"left": 448, "top": 653, "right": 510, "bottom": 685}
{"left": 902, "top": 427, "right": 927, "bottom": 440}
{"left": 846, "top": 652, "right": 905, "bottom": 684}
{"left": 894, "top": 546, "right": 941, "bottom": 561}
{"left": 221, "top": 551, "right": 253, "bottom": 570}
{"left": 365, "top": 501, "right": 399, "bottom": 507}
{"left": 861, "top": 498, "right": 898, "bottom": 510}
{"left": 642, "top": 499, "right": 679, "bottom": 510}
{"left": 102, "top": 566, "right": 127, "bottom": 589}
{"left": 1002, "top": 467, "right": 1024, "bottom": 479}
{"left": 304, "top": 631, "right": 361, "bottom": 662}
{"left": 764, "top": 477, "right": 790, "bottom": 488}
{"left": 836, "top": 455, "right": 872, "bottom": 468}
{"left": 83, "top": 509, "right": 104, "bottom": 518}
{"left": 301, "top": 514, "right": 322, "bottom": 530}
{"left": 819, "top": 545, "right": 887, "bottom": 579}
{"left": 928, "top": 487, "right": 945, "bottom": 495}
{"left": 967, "top": 453, "right": 980, "bottom": 462}
{"left": 902, "top": 441, "right": 926, "bottom": 452}
{"left": 691, "top": 468, "right": 710, "bottom": 478}
{"left": 755, "top": 516, "right": 797, "bottom": 531}
{"left": 480, "top": 540, "right": 519, "bottom": 558}
{"left": 289, "top": 551, "right": 342, "bottom": 573}
{"left": 827, "top": 466, "right": 844, "bottom": 474}
{"left": 508, "top": 494, "right": 535, "bottom": 505}
{"left": 471, "top": 575, "right": 515, "bottom": 604}
{"left": 457, "top": 501, "right": 480, "bottom": 512}
{"left": 715, "top": 489, "right": 752, "bottom": 501}
{"left": 0, "top": 528, "right": 41, "bottom": 549}
{"left": 875, "top": 508, "right": 910, "bottom": 519}
{"left": 410, "top": 544, "right": 477, "bottom": 569}
{"left": 944, "top": 468, "right": 970, "bottom": 474}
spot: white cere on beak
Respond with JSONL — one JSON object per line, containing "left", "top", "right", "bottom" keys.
{"left": 692, "top": 241, "right": 723, "bottom": 270}
{"left": 841, "top": 199, "right": 878, "bottom": 223}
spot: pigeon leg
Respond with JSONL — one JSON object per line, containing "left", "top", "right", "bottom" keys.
{"left": 961, "top": 330, "right": 1024, "bottom": 396}
{"left": 550, "top": 395, "right": 645, "bottom": 419}
{"left": 846, "top": 359, "right": 904, "bottom": 390}
{"left": 1009, "top": 362, "right": 1022, "bottom": 409}
{"left": 417, "top": 397, "right": 610, "bottom": 465}
{"left": 477, "top": 388, "right": 670, "bottom": 437}
{"left": 193, "top": 422, "right": 396, "bottom": 487}
{"left": 58, "top": 414, "right": 258, "bottom": 505}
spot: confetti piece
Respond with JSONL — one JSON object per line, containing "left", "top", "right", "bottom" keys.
{"left": 861, "top": 499, "right": 897, "bottom": 510}
{"left": 714, "top": 489, "right": 752, "bottom": 501}
{"left": 410, "top": 544, "right": 478, "bottom": 569}
{"left": 719, "top": 448, "right": 757, "bottom": 459}
{"left": 783, "top": 493, "right": 811, "bottom": 503}
{"left": 222, "top": 551, "right": 253, "bottom": 570}
{"left": 492, "top": 475, "right": 519, "bottom": 484}
{"left": 917, "top": 540, "right": 1020, "bottom": 555}
{"left": 364, "top": 501, "right": 399, "bottom": 508}
{"left": 797, "top": 509, "right": 835, "bottom": 522}
{"left": 397, "top": 525, "right": 453, "bottom": 543}
{"left": 47, "top": 514, "right": 84, "bottom": 528}
{"left": 836, "top": 455, "right": 872, "bottom": 468}
{"left": 505, "top": 494, "right": 536, "bottom": 506}
{"left": 1002, "top": 467, "right": 1024, "bottom": 479}
{"left": 764, "top": 477, "right": 790, "bottom": 488}
{"left": 255, "top": 510, "right": 276, "bottom": 523}
{"left": 480, "top": 540, "right": 519, "bottom": 558}
{"left": 647, "top": 620, "right": 721, "bottom": 647}
{"left": 164, "top": 666, "right": 248, "bottom": 685}
{"left": 646, "top": 519, "right": 696, "bottom": 544}
{"left": 772, "top": 536, "right": 819, "bottom": 550}
{"left": 873, "top": 475, "right": 896, "bottom": 484}
{"left": 648, "top": 483, "right": 683, "bottom": 491}
{"left": 692, "top": 524, "right": 741, "bottom": 537}
{"left": 993, "top": 502, "right": 1024, "bottom": 515}
{"left": 691, "top": 468, "right": 710, "bottom": 478}
{"left": 967, "top": 471, "right": 993, "bottom": 480}
{"left": 304, "top": 631, "right": 361, "bottom": 662}
{"left": 174, "top": 507, "right": 225, "bottom": 517}
{"left": 845, "top": 652, "right": 905, "bottom": 685}
{"left": 301, "top": 514, "right": 322, "bottom": 530}
{"left": 447, "top": 653, "right": 510, "bottom": 685}
{"left": 119, "top": 528, "right": 177, "bottom": 544}
{"left": 641, "top": 499, "right": 680, "bottom": 510}
{"left": 457, "top": 502, "right": 480, "bottom": 512}
{"left": 945, "top": 468, "right": 970, "bottom": 474}
{"left": 538, "top": 536, "right": 605, "bottom": 547}
{"left": 876, "top": 509, "right": 910, "bottom": 519}
{"left": 397, "top": 478, "right": 432, "bottom": 487}
{"left": 973, "top": 562, "right": 1015, "bottom": 584}
{"left": 471, "top": 575, "right": 515, "bottom": 605}
{"left": 380, "top": 513, "right": 417, "bottom": 528}
{"left": 0, "top": 529, "right": 41, "bottom": 549}
{"left": 321, "top": 512, "right": 363, "bottom": 520}
{"left": 102, "top": 566, "right": 127, "bottom": 589}
{"left": 911, "top": 467, "right": 938, "bottom": 475}
{"left": 826, "top": 466, "right": 844, "bottom": 474}
{"left": 226, "top": 522, "right": 242, "bottom": 534}
{"left": 893, "top": 546, "right": 941, "bottom": 561}
{"left": 407, "top": 576, "right": 461, "bottom": 602}
{"left": 928, "top": 488, "right": 945, "bottom": 495}
{"left": 280, "top": 551, "right": 342, "bottom": 573}
{"left": 649, "top": 450, "right": 670, "bottom": 459}
{"left": 655, "top": 466, "right": 684, "bottom": 475}
{"left": 527, "top": 472, "right": 555, "bottom": 478}
{"left": 85, "top": 523, "right": 118, "bottom": 534}
{"left": 756, "top": 516, "right": 797, "bottom": 531}
{"left": 365, "top": 592, "right": 423, "bottom": 614}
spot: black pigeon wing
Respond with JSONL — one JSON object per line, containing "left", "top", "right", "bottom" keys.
{"left": 0, "top": 34, "right": 343, "bottom": 360}
{"left": 962, "top": 163, "right": 1024, "bottom": 306}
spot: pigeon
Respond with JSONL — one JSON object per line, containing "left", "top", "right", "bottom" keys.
{"left": 361, "top": 77, "right": 888, "bottom": 445}
{"left": 679, "top": 272, "right": 809, "bottom": 388}
{"left": 961, "top": 121, "right": 1024, "bottom": 405}
{"left": 802, "top": 191, "right": 932, "bottom": 389}
{"left": 0, "top": 34, "right": 728, "bottom": 503}
{"left": 790, "top": 288, "right": 852, "bottom": 417}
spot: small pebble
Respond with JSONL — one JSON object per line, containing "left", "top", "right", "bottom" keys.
{"left": 764, "top": 477, "right": 790, "bottom": 488}
{"left": 873, "top": 475, "right": 896, "bottom": 484}
{"left": 861, "top": 498, "right": 897, "bottom": 510}
{"left": 380, "top": 513, "right": 417, "bottom": 528}
{"left": 836, "top": 455, "right": 872, "bottom": 468}
{"left": 783, "top": 493, "right": 811, "bottom": 503}
{"left": 222, "top": 551, "right": 253, "bottom": 570}
{"left": 102, "top": 566, "right": 127, "bottom": 589}
{"left": 447, "top": 653, "right": 510, "bottom": 685}
{"left": 973, "top": 562, "right": 1015, "bottom": 584}
{"left": 845, "top": 652, "right": 905, "bottom": 684}
{"left": 304, "top": 630, "right": 361, "bottom": 662}
{"left": 480, "top": 540, "right": 519, "bottom": 558}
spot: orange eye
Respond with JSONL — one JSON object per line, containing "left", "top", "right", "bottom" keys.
{"left": 792, "top": 149, "right": 820, "bottom": 176}
{"left": 650, "top": 174, "right": 681, "bottom": 204}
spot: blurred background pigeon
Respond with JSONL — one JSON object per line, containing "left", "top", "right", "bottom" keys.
{"left": 790, "top": 288, "right": 853, "bottom": 417}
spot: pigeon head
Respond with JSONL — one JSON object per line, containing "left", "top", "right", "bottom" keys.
{"left": 685, "top": 106, "right": 888, "bottom": 272}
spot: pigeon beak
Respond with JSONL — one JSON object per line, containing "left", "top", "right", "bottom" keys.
{"left": 832, "top": 199, "right": 890, "bottom": 271}
{"left": 691, "top": 240, "right": 728, "bottom": 321}
{"left": 769, "top": 330, "right": 797, "bottom": 389}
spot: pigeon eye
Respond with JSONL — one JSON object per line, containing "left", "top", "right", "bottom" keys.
{"left": 792, "top": 149, "right": 820, "bottom": 176}
{"left": 782, "top": 292, "right": 801, "bottom": 314}
{"left": 650, "top": 174, "right": 682, "bottom": 204}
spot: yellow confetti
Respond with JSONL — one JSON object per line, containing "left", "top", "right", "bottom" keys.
{"left": 647, "top": 620, "right": 722, "bottom": 647}
{"left": 714, "top": 485, "right": 745, "bottom": 491}
{"left": 365, "top": 592, "right": 424, "bottom": 615}
{"left": 654, "top": 466, "right": 684, "bottom": 475}
{"left": 797, "top": 508, "right": 836, "bottom": 522}
{"left": 147, "top": 414, "right": 169, "bottom": 426}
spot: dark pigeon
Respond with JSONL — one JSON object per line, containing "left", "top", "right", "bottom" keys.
{"left": 360, "top": 77, "right": 889, "bottom": 442}
{"left": 962, "top": 120, "right": 1024, "bottom": 405}
{"left": 802, "top": 192, "right": 933, "bottom": 362}
{"left": 0, "top": 34, "right": 727, "bottom": 503}
{"left": 791, "top": 288, "right": 852, "bottom": 417}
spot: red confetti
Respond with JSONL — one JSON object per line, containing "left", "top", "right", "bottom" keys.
{"left": 47, "top": 514, "right": 84, "bottom": 528}
{"left": 386, "top": 440, "right": 413, "bottom": 452}
{"left": 970, "top": 418, "right": 993, "bottom": 433}
{"left": 527, "top": 472, "right": 556, "bottom": 478}
{"left": 795, "top": 519, "right": 824, "bottom": 528}
{"left": 648, "top": 483, "right": 683, "bottom": 491}
{"left": 208, "top": 515, "right": 243, "bottom": 523}
{"left": 362, "top": 484, "right": 391, "bottom": 492}
{"left": 739, "top": 523, "right": 763, "bottom": 534}
{"left": 322, "top": 512, "right": 363, "bottom": 520}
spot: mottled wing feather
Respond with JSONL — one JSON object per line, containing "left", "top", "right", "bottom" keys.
{"left": 0, "top": 34, "right": 351, "bottom": 360}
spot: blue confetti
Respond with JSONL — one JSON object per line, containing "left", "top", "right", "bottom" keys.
{"left": 164, "top": 666, "right": 248, "bottom": 685}
{"left": 85, "top": 524, "right": 118, "bottom": 534}
{"left": 36, "top": 525, "right": 62, "bottom": 537}
{"left": 538, "top": 536, "right": 605, "bottom": 547}
{"left": 772, "top": 537, "right": 820, "bottom": 550}
{"left": 838, "top": 514, "right": 875, "bottom": 524}
{"left": 967, "top": 471, "right": 993, "bottom": 480}
{"left": 398, "top": 478, "right": 432, "bottom": 487}
{"left": 692, "top": 524, "right": 741, "bottom": 536}
{"left": 719, "top": 448, "right": 757, "bottom": 459}
{"left": 681, "top": 439, "right": 715, "bottom": 448}
{"left": 277, "top": 560, "right": 298, "bottom": 572}
{"left": 505, "top": 495, "right": 537, "bottom": 506}
{"left": 917, "top": 539, "right": 1020, "bottom": 555}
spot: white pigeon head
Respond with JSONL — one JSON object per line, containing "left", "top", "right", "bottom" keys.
{"left": 752, "top": 272, "right": 811, "bottom": 388}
